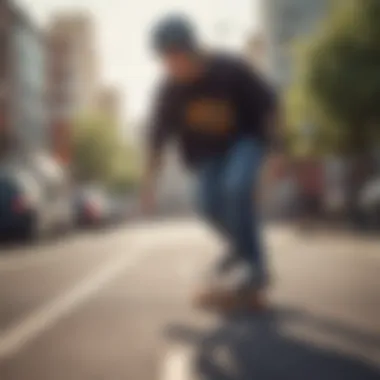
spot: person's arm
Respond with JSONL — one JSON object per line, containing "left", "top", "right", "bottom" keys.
{"left": 141, "top": 82, "right": 174, "bottom": 214}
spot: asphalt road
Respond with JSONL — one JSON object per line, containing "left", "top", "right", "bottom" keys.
{"left": 0, "top": 219, "right": 379, "bottom": 380}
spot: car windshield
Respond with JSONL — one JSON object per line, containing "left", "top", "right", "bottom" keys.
{"left": 0, "top": 169, "right": 40, "bottom": 203}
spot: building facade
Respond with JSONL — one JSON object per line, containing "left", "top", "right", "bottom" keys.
{"left": 259, "top": 0, "right": 330, "bottom": 89}
{"left": 47, "top": 12, "right": 99, "bottom": 164}
{"left": 0, "top": 0, "right": 11, "bottom": 157}
{"left": 0, "top": 0, "right": 47, "bottom": 161}
{"left": 11, "top": 11, "right": 47, "bottom": 156}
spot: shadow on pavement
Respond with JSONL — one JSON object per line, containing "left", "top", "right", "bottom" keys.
{"left": 0, "top": 229, "right": 77, "bottom": 254}
{"left": 164, "top": 307, "right": 380, "bottom": 380}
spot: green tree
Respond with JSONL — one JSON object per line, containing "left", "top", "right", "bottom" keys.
{"left": 72, "top": 113, "right": 141, "bottom": 193}
{"left": 72, "top": 113, "right": 117, "bottom": 183}
{"left": 287, "top": 0, "right": 380, "bottom": 219}
{"left": 106, "top": 141, "right": 142, "bottom": 194}
{"left": 290, "top": 0, "right": 380, "bottom": 154}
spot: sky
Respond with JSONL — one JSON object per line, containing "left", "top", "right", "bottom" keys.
{"left": 18, "top": 0, "right": 260, "bottom": 123}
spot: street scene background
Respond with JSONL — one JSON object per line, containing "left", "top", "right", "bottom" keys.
{"left": 1, "top": 0, "right": 380, "bottom": 379}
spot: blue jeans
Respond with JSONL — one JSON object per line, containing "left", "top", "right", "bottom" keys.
{"left": 197, "top": 138, "right": 267, "bottom": 288}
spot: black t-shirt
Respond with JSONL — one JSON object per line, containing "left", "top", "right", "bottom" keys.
{"left": 148, "top": 53, "right": 277, "bottom": 169}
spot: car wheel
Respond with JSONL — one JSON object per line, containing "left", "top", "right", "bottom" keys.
{"left": 19, "top": 212, "right": 37, "bottom": 242}
{"left": 23, "top": 211, "right": 48, "bottom": 243}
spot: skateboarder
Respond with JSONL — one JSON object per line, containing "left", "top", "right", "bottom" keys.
{"left": 141, "top": 15, "right": 284, "bottom": 312}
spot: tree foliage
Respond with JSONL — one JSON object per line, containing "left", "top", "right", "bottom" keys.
{"left": 288, "top": 0, "right": 380, "bottom": 156}
{"left": 72, "top": 113, "right": 141, "bottom": 193}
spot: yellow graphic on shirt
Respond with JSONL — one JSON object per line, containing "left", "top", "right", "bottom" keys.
{"left": 185, "top": 98, "right": 235, "bottom": 135}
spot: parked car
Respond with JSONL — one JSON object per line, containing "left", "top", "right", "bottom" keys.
{"left": 0, "top": 155, "right": 74, "bottom": 241}
{"left": 74, "top": 187, "right": 110, "bottom": 227}
{"left": 0, "top": 167, "right": 42, "bottom": 240}
{"left": 27, "top": 155, "right": 74, "bottom": 235}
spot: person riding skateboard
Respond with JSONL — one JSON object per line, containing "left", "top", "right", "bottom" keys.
{"left": 141, "top": 15, "right": 284, "bottom": 312}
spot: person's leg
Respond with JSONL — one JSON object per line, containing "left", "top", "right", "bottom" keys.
{"left": 193, "top": 140, "right": 268, "bottom": 311}
{"left": 197, "top": 156, "right": 225, "bottom": 234}
{"left": 197, "top": 157, "right": 241, "bottom": 274}
{"left": 222, "top": 138, "right": 267, "bottom": 290}
{"left": 193, "top": 157, "right": 230, "bottom": 309}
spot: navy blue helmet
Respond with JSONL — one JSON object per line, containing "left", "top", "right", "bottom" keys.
{"left": 151, "top": 15, "right": 197, "bottom": 54}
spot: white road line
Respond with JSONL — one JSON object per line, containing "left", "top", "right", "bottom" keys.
{"left": 0, "top": 241, "right": 148, "bottom": 359}
{"left": 0, "top": 221, "right": 207, "bottom": 271}
{"left": 161, "top": 347, "right": 193, "bottom": 380}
